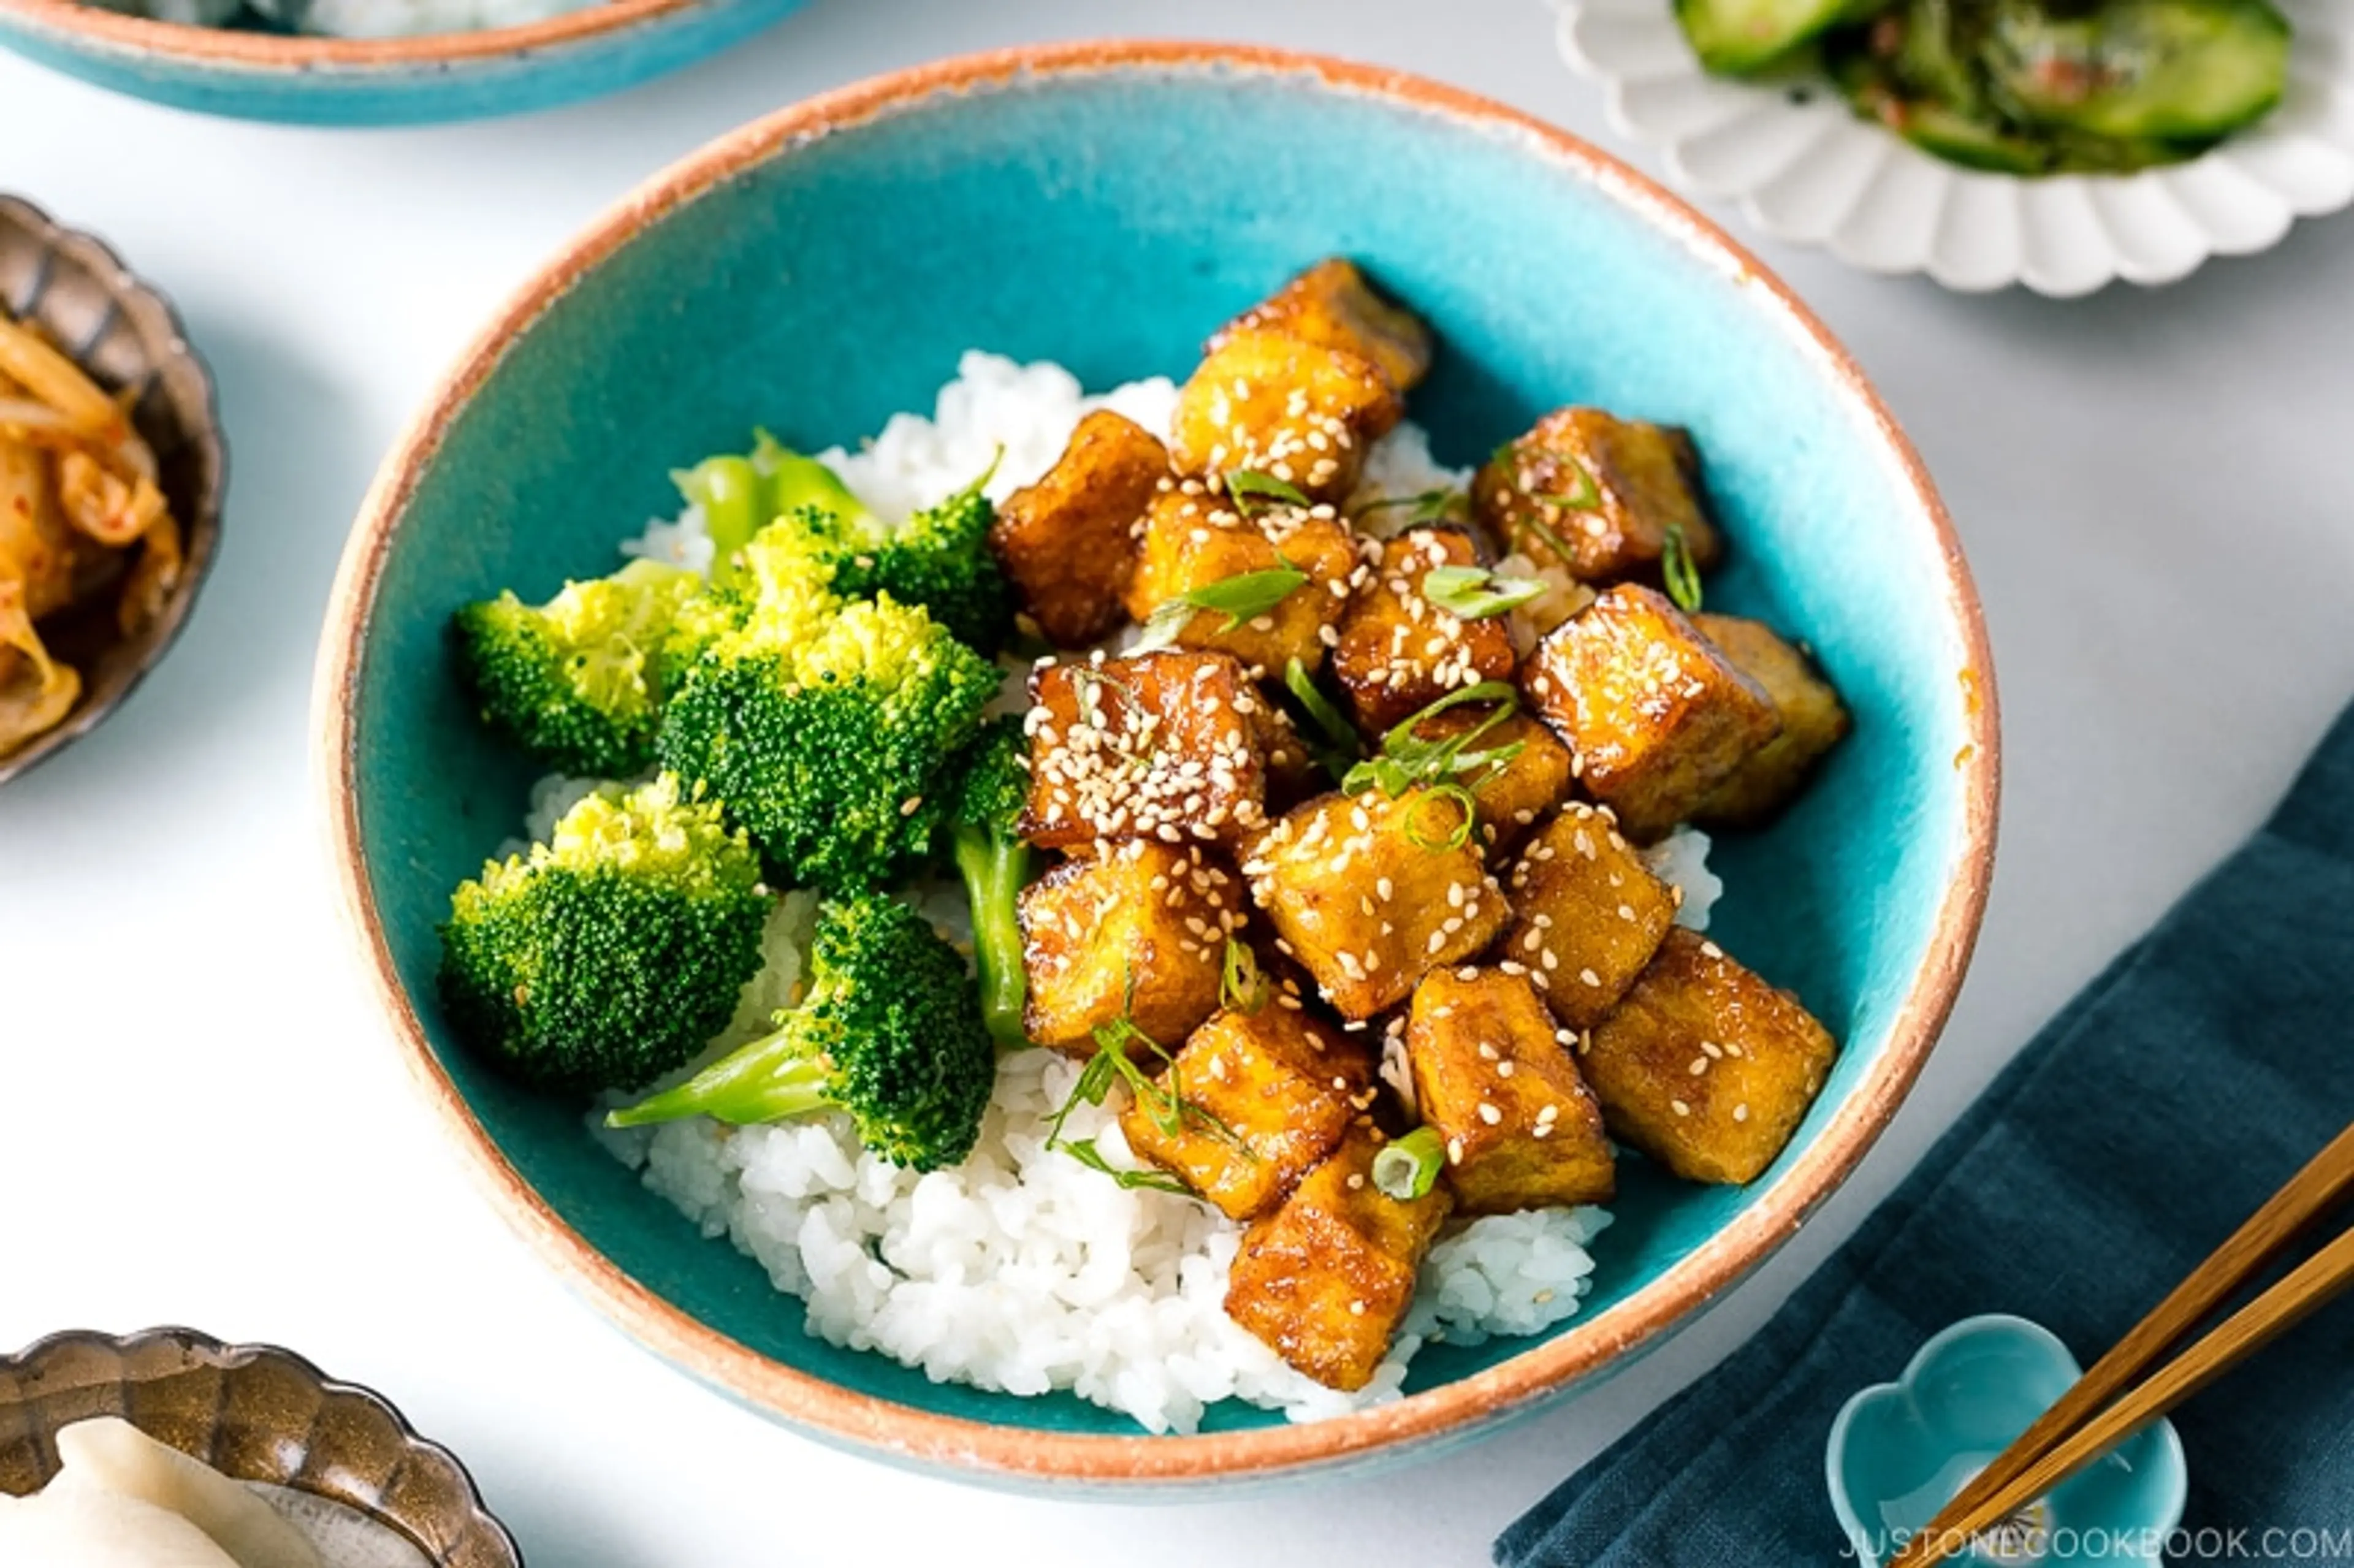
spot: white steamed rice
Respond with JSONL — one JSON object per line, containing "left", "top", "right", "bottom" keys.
{"left": 92, "top": 0, "right": 609, "bottom": 39}
{"left": 558, "top": 352, "right": 1731, "bottom": 1434}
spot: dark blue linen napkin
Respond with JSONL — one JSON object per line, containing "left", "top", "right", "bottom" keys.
{"left": 1499, "top": 708, "right": 2354, "bottom": 1567}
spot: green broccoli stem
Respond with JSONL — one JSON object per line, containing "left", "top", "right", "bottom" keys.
{"left": 604, "top": 1022, "right": 835, "bottom": 1128}
{"left": 953, "top": 826, "right": 1033, "bottom": 1049}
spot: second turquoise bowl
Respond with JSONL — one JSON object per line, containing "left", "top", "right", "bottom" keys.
{"left": 317, "top": 43, "right": 1999, "bottom": 1488}
{"left": 0, "top": 0, "right": 806, "bottom": 124}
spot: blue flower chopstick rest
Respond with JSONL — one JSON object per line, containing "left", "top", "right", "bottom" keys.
{"left": 1827, "top": 1315, "right": 2187, "bottom": 1565}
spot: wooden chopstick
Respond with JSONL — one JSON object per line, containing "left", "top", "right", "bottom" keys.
{"left": 1891, "top": 1120, "right": 2354, "bottom": 1568}
{"left": 1908, "top": 1223, "right": 2354, "bottom": 1567}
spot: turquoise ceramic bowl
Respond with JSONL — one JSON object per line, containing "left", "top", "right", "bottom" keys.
{"left": 317, "top": 44, "right": 1998, "bottom": 1488}
{"left": 0, "top": 0, "right": 804, "bottom": 124}
{"left": 1829, "top": 1315, "right": 2188, "bottom": 1565}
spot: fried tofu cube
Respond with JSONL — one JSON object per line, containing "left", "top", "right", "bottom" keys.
{"left": 1474, "top": 409, "right": 1725, "bottom": 586}
{"left": 1208, "top": 257, "right": 1434, "bottom": 396}
{"left": 1122, "top": 483, "right": 1359, "bottom": 677}
{"left": 1018, "top": 840, "right": 1243, "bottom": 1053}
{"left": 1423, "top": 709, "right": 1576, "bottom": 858}
{"left": 1501, "top": 802, "right": 1678, "bottom": 1029}
{"left": 1243, "top": 786, "right": 1510, "bottom": 1021}
{"left": 1330, "top": 527, "right": 1518, "bottom": 730}
{"left": 1522, "top": 585, "right": 1780, "bottom": 843}
{"left": 989, "top": 410, "right": 1170, "bottom": 647}
{"left": 1406, "top": 967, "right": 1615, "bottom": 1214}
{"left": 1170, "top": 329, "right": 1401, "bottom": 504}
{"left": 1022, "top": 650, "right": 1273, "bottom": 850}
{"left": 1580, "top": 928, "right": 1837, "bottom": 1185}
{"left": 1225, "top": 1127, "right": 1453, "bottom": 1390}
{"left": 1692, "top": 613, "right": 1851, "bottom": 829}
{"left": 1121, "top": 1003, "right": 1374, "bottom": 1220}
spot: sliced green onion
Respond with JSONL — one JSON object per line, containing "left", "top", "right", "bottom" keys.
{"left": 1283, "top": 657, "right": 1363, "bottom": 783}
{"left": 1493, "top": 440, "right": 1601, "bottom": 512}
{"left": 1350, "top": 487, "right": 1464, "bottom": 527}
{"left": 1662, "top": 523, "right": 1704, "bottom": 614}
{"left": 1224, "top": 469, "right": 1312, "bottom": 516}
{"left": 1056, "top": 1138, "right": 1190, "bottom": 1193}
{"left": 1539, "top": 456, "right": 1599, "bottom": 511}
{"left": 1045, "top": 990, "right": 1241, "bottom": 1183}
{"left": 1402, "top": 782, "right": 1478, "bottom": 853}
{"left": 1343, "top": 680, "right": 1520, "bottom": 797}
{"left": 1492, "top": 441, "right": 1601, "bottom": 566}
{"left": 1373, "top": 1126, "right": 1447, "bottom": 1200}
{"left": 1222, "top": 937, "right": 1270, "bottom": 1016}
{"left": 1135, "top": 564, "right": 1310, "bottom": 649}
{"left": 1421, "top": 564, "right": 1545, "bottom": 620}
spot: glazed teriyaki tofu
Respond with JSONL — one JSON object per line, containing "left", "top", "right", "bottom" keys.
{"left": 1125, "top": 481, "right": 1360, "bottom": 677}
{"left": 971, "top": 259, "right": 1851, "bottom": 1398}
{"left": 1407, "top": 707, "right": 1575, "bottom": 859}
{"left": 1022, "top": 650, "right": 1275, "bottom": 850}
{"left": 1121, "top": 1002, "right": 1376, "bottom": 1220}
{"left": 1225, "top": 1125, "right": 1453, "bottom": 1391}
{"left": 991, "top": 409, "right": 1171, "bottom": 647}
{"left": 1406, "top": 966, "right": 1615, "bottom": 1214}
{"left": 1330, "top": 526, "right": 1518, "bottom": 730}
{"left": 1691, "top": 612, "right": 1851, "bottom": 828}
{"left": 1243, "top": 786, "right": 1510, "bottom": 1021}
{"left": 1501, "top": 802, "right": 1678, "bottom": 1029}
{"left": 1018, "top": 840, "right": 1243, "bottom": 1053}
{"left": 1205, "top": 257, "right": 1434, "bottom": 397}
{"left": 1521, "top": 584, "right": 1780, "bottom": 843}
{"left": 1579, "top": 929, "right": 1837, "bottom": 1185}
{"left": 1474, "top": 408, "right": 1723, "bottom": 586}
{"left": 1170, "top": 329, "right": 1401, "bottom": 505}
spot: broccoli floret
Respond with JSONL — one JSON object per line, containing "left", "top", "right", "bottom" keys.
{"left": 606, "top": 892, "right": 997, "bottom": 1171}
{"left": 835, "top": 454, "right": 1013, "bottom": 657}
{"left": 438, "top": 774, "right": 772, "bottom": 1094}
{"left": 701, "top": 435, "right": 1015, "bottom": 654}
{"left": 945, "top": 716, "right": 1034, "bottom": 1048}
{"left": 656, "top": 588, "right": 998, "bottom": 894}
{"left": 452, "top": 558, "right": 704, "bottom": 777}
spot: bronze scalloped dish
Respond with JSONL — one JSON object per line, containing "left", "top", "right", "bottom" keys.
{"left": 0, "top": 1328, "right": 520, "bottom": 1568}
{"left": 0, "top": 195, "right": 223, "bottom": 784}
{"left": 0, "top": 305, "right": 185, "bottom": 758}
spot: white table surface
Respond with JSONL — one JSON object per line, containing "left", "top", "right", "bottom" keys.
{"left": 6, "top": 2, "right": 2353, "bottom": 1562}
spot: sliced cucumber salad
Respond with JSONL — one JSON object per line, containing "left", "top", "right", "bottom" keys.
{"left": 1675, "top": 0, "right": 2291, "bottom": 175}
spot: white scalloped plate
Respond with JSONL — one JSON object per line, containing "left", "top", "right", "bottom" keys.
{"left": 1555, "top": 0, "right": 2354, "bottom": 294}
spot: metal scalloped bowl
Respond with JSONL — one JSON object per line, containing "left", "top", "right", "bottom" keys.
{"left": 316, "top": 42, "right": 2000, "bottom": 1490}
{"left": 0, "top": 1328, "right": 521, "bottom": 1567}
{"left": 0, "top": 194, "right": 223, "bottom": 788}
{"left": 0, "top": 0, "right": 807, "bottom": 125}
